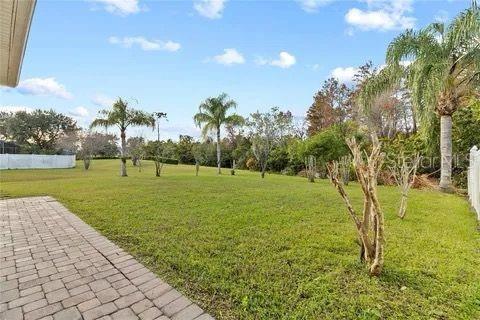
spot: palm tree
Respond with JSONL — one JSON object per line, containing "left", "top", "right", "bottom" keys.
{"left": 194, "top": 93, "right": 244, "bottom": 174}
{"left": 360, "top": 2, "right": 480, "bottom": 192}
{"left": 91, "top": 98, "right": 155, "bottom": 177}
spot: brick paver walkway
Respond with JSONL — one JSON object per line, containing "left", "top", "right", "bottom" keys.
{"left": 0, "top": 197, "right": 213, "bottom": 320}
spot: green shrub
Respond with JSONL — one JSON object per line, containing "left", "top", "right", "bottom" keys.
{"left": 267, "top": 146, "right": 290, "bottom": 172}
{"left": 381, "top": 133, "right": 433, "bottom": 174}
{"left": 291, "top": 126, "right": 350, "bottom": 164}
{"left": 246, "top": 157, "right": 257, "bottom": 170}
{"left": 452, "top": 101, "right": 480, "bottom": 187}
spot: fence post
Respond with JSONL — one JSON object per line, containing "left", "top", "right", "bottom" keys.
{"left": 468, "top": 146, "right": 479, "bottom": 220}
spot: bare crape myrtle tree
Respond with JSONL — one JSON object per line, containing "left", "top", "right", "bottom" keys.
{"left": 78, "top": 134, "right": 97, "bottom": 170}
{"left": 389, "top": 152, "right": 421, "bottom": 219}
{"left": 126, "top": 137, "right": 145, "bottom": 171}
{"left": 327, "top": 135, "right": 386, "bottom": 276}
{"left": 144, "top": 141, "right": 175, "bottom": 177}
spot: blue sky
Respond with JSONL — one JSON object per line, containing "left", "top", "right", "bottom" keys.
{"left": 0, "top": 0, "right": 470, "bottom": 140}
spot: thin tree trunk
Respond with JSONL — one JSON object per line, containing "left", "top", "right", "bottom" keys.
{"left": 83, "top": 158, "right": 91, "bottom": 170}
{"left": 439, "top": 115, "right": 452, "bottom": 192}
{"left": 120, "top": 130, "right": 127, "bottom": 177}
{"left": 216, "top": 127, "right": 221, "bottom": 175}
{"left": 369, "top": 187, "right": 385, "bottom": 276}
{"left": 398, "top": 194, "right": 407, "bottom": 219}
{"left": 231, "top": 159, "right": 236, "bottom": 175}
{"left": 306, "top": 155, "right": 316, "bottom": 182}
{"left": 260, "top": 160, "right": 268, "bottom": 178}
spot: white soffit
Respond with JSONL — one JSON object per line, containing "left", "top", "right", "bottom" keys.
{"left": 0, "top": 0, "right": 36, "bottom": 87}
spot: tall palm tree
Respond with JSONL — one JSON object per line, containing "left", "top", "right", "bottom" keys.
{"left": 360, "top": 2, "right": 480, "bottom": 192}
{"left": 91, "top": 98, "right": 155, "bottom": 177}
{"left": 194, "top": 93, "right": 244, "bottom": 174}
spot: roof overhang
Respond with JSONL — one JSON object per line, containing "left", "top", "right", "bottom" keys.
{"left": 0, "top": 0, "right": 36, "bottom": 87}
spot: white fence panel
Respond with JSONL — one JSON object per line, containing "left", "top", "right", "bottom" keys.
{"left": 468, "top": 146, "right": 480, "bottom": 220}
{"left": 0, "top": 154, "right": 76, "bottom": 170}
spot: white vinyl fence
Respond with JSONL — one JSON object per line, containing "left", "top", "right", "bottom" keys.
{"left": 0, "top": 154, "right": 76, "bottom": 170}
{"left": 468, "top": 146, "right": 480, "bottom": 220}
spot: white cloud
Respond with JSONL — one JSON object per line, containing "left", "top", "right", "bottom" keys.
{"left": 256, "top": 52, "right": 296, "bottom": 69}
{"left": 345, "top": 0, "right": 415, "bottom": 31}
{"left": 91, "top": 94, "right": 115, "bottom": 108}
{"left": 298, "top": 0, "right": 332, "bottom": 13}
{"left": 108, "top": 36, "right": 181, "bottom": 52}
{"left": 212, "top": 48, "right": 245, "bottom": 65}
{"left": 69, "top": 106, "right": 90, "bottom": 118}
{"left": 330, "top": 66, "right": 358, "bottom": 83}
{"left": 0, "top": 106, "right": 34, "bottom": 113}
{"left": 17, "top": 77, "right": 73, "bottom": 99}
{"left": 271, "top": 52, "right": 296, "bottom": 69}
{"left": 162, "top": 41, "right": 182, "bottom": 52}
{"left": 194, "top": 0, "right": 226, "bottom": 19}
{"left": 89, "top": 0, "right": 141, "bottom": 16}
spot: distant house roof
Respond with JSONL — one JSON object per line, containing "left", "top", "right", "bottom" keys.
{"left": 0, "top": 0, "right": 36, "bottom": 87}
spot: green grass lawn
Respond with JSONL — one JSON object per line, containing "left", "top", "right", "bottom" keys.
{"left": 1, "top": 160, "right": 479, "bottom": 319}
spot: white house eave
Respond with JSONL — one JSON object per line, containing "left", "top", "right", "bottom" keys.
{"left": 0, "top": 0, "right": 36, "bottom": 87}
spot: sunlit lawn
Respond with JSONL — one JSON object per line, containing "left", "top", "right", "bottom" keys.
{"left": 1, "top": 160, "right": 479, "bottom": 319}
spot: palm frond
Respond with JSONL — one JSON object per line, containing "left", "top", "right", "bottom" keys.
{"left": 446, "top": 2, "right": 480, "bottom": 50}
{"left": 357, "top": 66, "right": 402, "bottom": 115}
{"left": 200, "top": 123, "right": 216, "bottom": 138}
{"left": 127, "top": 110, "right": 155, "bottom": 128}
{"left": 90, "top": 118, "right": 113, "bottom": 130}
{"left": 224, "top": 114, "right": 245, "bottom": 126}
{"left": 193, "top": 112, "right": 214, "bottom": 127}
